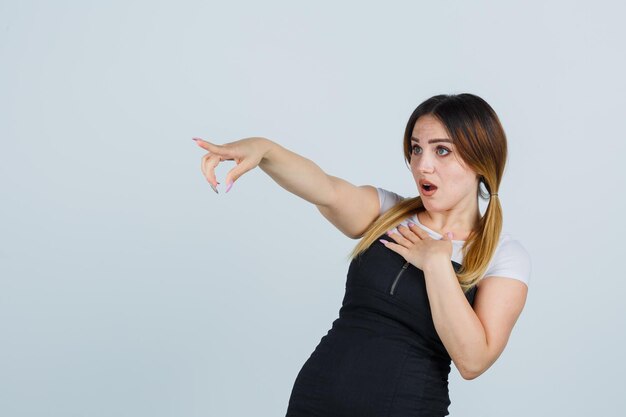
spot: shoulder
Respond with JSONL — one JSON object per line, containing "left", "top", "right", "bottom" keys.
{"left": 479, "top": 234, "right": 532, "bottom": 288}
{"left": 376, "top": 187, "right": 407, "bottom": 215}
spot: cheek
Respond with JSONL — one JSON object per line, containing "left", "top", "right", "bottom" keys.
{"left": 443, "top": 170, "right": 475, "bottom": 190}
{"left": 451, "top": 174, "right": 478, "bottom": 194}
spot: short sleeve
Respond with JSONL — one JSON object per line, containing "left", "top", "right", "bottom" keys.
{"left": 481, "top": 238, "right": 532, "bottom": 287}
{"left": 376, "top": 187, "right": 405, "bottom": 215}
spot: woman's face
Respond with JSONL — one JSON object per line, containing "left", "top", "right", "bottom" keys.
{"left": 409, "top": 115, "right": 479, "bottom": 212}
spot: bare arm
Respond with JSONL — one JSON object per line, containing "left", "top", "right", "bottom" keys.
{"left": 258, "top": 140, "right": 380, "bottom": 239}
{"left": 258, "top": 140, "right": 336, "bottom": 206}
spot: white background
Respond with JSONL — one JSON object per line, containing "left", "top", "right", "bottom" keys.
{"left": 2, "top": 0, "right": 625, "bottom": 416}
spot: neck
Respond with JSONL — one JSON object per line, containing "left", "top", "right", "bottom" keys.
{"left": 417, "top": 206, "right": 481, "bottom": 240}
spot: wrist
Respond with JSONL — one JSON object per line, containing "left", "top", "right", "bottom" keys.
{"left": 422, "top": 254, "right": 450, "bottom": 274}
{"left": 259, "top": 138, "right": 278, "bottom": 167}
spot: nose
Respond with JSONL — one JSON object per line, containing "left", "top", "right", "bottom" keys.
{"left": 413, "top": 152, "right": 435, "bottom": 174}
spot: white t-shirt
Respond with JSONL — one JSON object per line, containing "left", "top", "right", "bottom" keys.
{"left": 377, "top": 187, "right": 531, "bottom": 287}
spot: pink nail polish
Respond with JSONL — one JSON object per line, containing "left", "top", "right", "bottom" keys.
{"left": 225, "top": 180, "right": 234, "bottom": 193}
{"left": 379, "top": 239, "right": 388, "bottom": 244}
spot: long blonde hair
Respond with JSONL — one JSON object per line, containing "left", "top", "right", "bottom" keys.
{"left": 347, "top": 93, "right": 508, "bottom": 293}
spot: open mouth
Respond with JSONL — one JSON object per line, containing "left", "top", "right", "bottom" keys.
{"left": 419, "top": 179, "right": 438, "bottom": 196}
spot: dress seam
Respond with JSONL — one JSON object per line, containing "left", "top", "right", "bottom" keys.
{"left": 385, "top": 344, "right": 411, "bottom": 417}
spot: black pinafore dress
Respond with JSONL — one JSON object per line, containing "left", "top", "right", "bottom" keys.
{"left": 285, "top": 229, "right": 477, "bottom": 417}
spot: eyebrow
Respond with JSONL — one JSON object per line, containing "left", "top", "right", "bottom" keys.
{"left": 411, "top": 137, "right": 454, "bottom": 144}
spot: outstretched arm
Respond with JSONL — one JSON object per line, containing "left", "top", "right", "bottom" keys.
{"left": 259, "top": 141, "right": 380, "bottom": 239}
{"left": 258, "top": 140, "right": 336, "bottom": 206}
{"left": 195, "top": 137, "right": 381, "bottom": 239}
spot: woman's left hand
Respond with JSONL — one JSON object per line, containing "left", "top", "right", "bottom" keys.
{"left": 380, "top": 223, "right": 454, "bottom": 270}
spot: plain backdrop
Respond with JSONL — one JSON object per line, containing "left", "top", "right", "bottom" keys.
{"left": 2, "top": 1, "right": 625, "bottom": 416}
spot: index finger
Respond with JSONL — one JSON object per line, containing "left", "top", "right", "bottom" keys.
{"left": 193, "top": 137, "right": 219, "bottom": 151}
{"left": 191, "top": 138, "right": 215, "bottom": 150}
{"left": 193, "top": 138, "right": 236, "bottom": 161}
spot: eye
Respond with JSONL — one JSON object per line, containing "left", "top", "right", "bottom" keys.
{"left": 411, "top": 145, "right": 451, "bottom": 156}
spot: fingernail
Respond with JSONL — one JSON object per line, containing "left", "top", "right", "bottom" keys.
{"left": 210, "top": 182, "right": 218, "bottom": 194}
{"left": 379, "top": 239, "right": 388, "bottom": 245}
{"left": 192, "top": 137, "right": 202, "bottom": 141}
{"left": 225, "top": 180, "right": 234, "bottom": 193}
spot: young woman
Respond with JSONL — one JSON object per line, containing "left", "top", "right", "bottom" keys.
{"left": 193, "top": 93, "right": 531, "bottom": 416}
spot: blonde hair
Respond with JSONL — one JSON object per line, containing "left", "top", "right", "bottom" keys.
{"left": 346, "top": 93, "right": 507, "bottom": 293}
